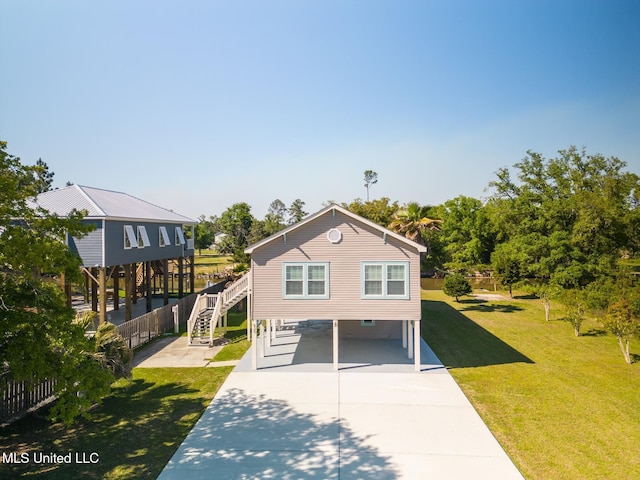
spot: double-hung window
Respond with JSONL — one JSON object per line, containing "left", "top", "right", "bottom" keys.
{"left": 361, "top": 261, "right": 409, "bottom": 299}
{"left": 283, "top": 262, "right": 329, "bottom": 299}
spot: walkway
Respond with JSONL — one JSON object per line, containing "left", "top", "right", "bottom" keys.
{"left": 157, "top": 323, "right": 525, "bottom": 479}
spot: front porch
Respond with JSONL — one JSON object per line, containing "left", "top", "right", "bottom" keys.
{"left": 245, "top": 319, "right": 427, "bottom": 372}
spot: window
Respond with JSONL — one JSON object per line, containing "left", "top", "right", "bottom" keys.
{"left": 137, "top": 226, "right": 151, "bottom": 248}
{"left": 175, "top": 226, "right": 186, "bottom": 245}
{"left": 361, "top": 262, "right": 409, "bottom": 299}
{"left": 124, "top": 225, "right": 137, "bottom": 249}
{"left": 282, "top": 262, "right": 329, "bottom": 299}
{"left": 159, "top": 226, "right": 171, "bottom": 247}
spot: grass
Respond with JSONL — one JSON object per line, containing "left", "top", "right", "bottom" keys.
{"left": 422, "top": 289, "right": 640, "bottom": 480}
{"left": 0, "top": 367, "right": 232, "bottom": 479}
{"left": 211, "top": 309, "right": 251, "bottom": 362}
{"left": 193, "top": 251, "right": 233, "bottom": 276}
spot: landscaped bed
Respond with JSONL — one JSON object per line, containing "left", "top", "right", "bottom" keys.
{"left": 422, "top": 289, "right": 640, "bottom": 480}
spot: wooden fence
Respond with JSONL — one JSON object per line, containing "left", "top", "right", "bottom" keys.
{"left": 0, "top": 280, "right": 227, "bottom": 425}
{"left": 1, "top": 373, "right": 57, "bottom": 425}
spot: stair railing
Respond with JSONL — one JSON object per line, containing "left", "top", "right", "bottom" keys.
{"left": 187, "top": 293, "right": 207, "bottom": 344}
{"left": 221, "top": 273, "right": 249, "bottom": 311}
{"left": 209, "top": 293, "right": 223, "bottom": 345}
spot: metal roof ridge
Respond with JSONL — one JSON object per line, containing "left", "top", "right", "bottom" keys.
{"left": 74, "top": 184, "right": 107, "bottom": 216}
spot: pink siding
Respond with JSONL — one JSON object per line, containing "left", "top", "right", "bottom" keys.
{"left": 250, "top": 210, "right": 422, "bottom": 321}
{"left": 340, "top": 320, "right": 402, "bottom": 339}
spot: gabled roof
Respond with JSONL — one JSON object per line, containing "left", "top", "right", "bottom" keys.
{"left": 31, "top": 184, "right": 195, "bottom": 224}
{"left": 245, "top": 204, "right": 427, "bottom": 254}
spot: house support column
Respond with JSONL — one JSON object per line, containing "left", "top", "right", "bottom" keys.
{"left": 91, "top": 267, "right": 98, "bottom": 313}
{"left": 146, "top": 261, "right": 152, "bottom": 313}
{"left": 124, "top": 263, "right": 133, "bottom": 322}
{"left": 408, "top": 320, "right": 414, "bottom": 359}
{"left": 260, "top": 322, "right": 265, "bottom": 357}
{"left": 414, "top": 319, "right": 421, "bottom": 371}
{"left": 333, "top": 319, "right": 339, "bottom": 371}
{"left": 402, "top": 320, "right": 408, "bottom": 349}
{"left": 163, "top": 259, "right": 169, "bottom": 306}
{"left": 178, "top": 257, "right": 184, "bottom": 299}
{"left": 113, "top": 267, "right": 120, "bottom": 311}
{"left": 189, "top": 254, "right": 195, "bottom": 294}
{"left": 251, "top": 319, "right": 258, "bottom": 370}
{"left": 99, "top": 267, "right": 107, "bottom": 325}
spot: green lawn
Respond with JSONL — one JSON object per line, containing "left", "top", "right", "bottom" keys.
{"left": 422, "top": 289, "right": 640, "bottom": 480}
{"left": 0, "top": 367, "right": 232, "bottom": 479}
{"left": 211, "top": 309, "right": 251, "bottom": 362}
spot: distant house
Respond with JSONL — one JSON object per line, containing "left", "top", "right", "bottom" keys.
{"left": 244, "top": 204, "right": 426, "bottom": 370}
{"left": 32, "top": 184, "right": 196, "bottom": 323}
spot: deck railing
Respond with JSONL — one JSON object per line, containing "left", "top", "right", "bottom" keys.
{"left": 222, "top": 273, "right": 249, "bottom": 309}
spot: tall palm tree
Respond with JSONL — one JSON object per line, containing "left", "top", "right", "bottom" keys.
{"left": 389, "top": 202, "right": 442, "bottom": 269}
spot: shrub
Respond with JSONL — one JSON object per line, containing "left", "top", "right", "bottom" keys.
{"left": 443, "top": 273, "right": 472, "bottom": 302}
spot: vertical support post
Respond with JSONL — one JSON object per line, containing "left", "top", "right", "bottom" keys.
{"left": 333, "top": 319, "right": 339, "bottom": 371}
{"left": 125, "top": 263, "right": 132, "bottom": 322}
{"left": 402, "top": 320, "right": 407, "bottom": 349}
{"left": 247, "top": 269, "right": 253, "bottom": 341}
{"left": 99, "top": 267, "right": 107, "bottom": 325}
{"left": 189, "top": 254, "right": 195, "bottom": 294}
{"left": 259, "top": 322, "right": 265, "bottom": 357}
{"left": 146, "top": 261, "right": 152, "bottom": 313}
{"left": 178, "top": 257, "right": 184, "bottom": 298}
{"left": 91, "top": 267, "right": 98, "bottom": 313}
{"left": 251, "top": 319, "right": 258, "bottom": 370}
{"left": 414, "top": 319, "right": 421, "bottom": 371}
{"left": 224, "top": 312, "right": 228, "bottom": 335}
{"left": 163, "top": 259, "right": 169, "bottom": 306}
{"left": 408, "top": 320, "right": 414, "bottom": 359}
{"left": 113, "top": 267, "right": 120, "bottom": 311}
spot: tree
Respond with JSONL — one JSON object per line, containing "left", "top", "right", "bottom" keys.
{"left": 34, "top": 157, "right": 54, "bottom": 193}
{"left": 342, "top": 197, "right": 400, "bottom": 227}
{"left": 560, "top": 289, "right": 587, "bottom": 337}
{"left": 436, "top": 196, "right": 495, "bottom": 271}
{"left": 486, "top": 147, "right": 640, "bottom": 288}
{"left": 491, "top": 243, "right": 524, "bottom": 298}
{"left": 0, "top": 141, "right": 118, "bottom": 424}
{"left": 389, "top": 203, "right": 442, "bottom": 273}
{"left": 217, "top": 203, "right": 254, "bottom": 263}
{"left": 364, "top": 170, "right": 378, "bottom": 201}
{"left": 288, "top": 199, "right": 307, "bottom": 224}
{"left": 264, "top": 199, "right": 287, "bottom": 235}
{"left": 603, "top": 298, "right": 640, "bottom": 364}
{"left": 443, "top": 273, "right": 472, "bottom": 302}
{"left": 194, "top": 215, "right": 217, "bottom": 254}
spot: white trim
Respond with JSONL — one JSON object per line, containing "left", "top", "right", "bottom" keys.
{"left": 124, "top": 225, "right": 137, "bottom": 249}
{"left": 361, "top": 261, "right": 410, "bottom": 299}
{"left": 159, "top": 226, "right": 171, "bottom": 247}
{"left": 282, "top": 262, "right": 330, "bottom": 299}
{"left": 245, "top": 204, "right": 427, "bottom": 254}
{"left": 137, "top": 226, "right": 151, "bottom": 248}
{"left": 175, "top": 226, "right": 186, "bottom": 245}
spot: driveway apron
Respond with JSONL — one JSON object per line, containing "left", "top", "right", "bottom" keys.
{"left": 158, "top": 325, "right": 524, "bottom": 480}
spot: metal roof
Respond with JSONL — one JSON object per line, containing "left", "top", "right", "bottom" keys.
{"left": 32, "top": 185, "right": 196, "bottom": 224}
{"left": 245, "top": 203, "right": 427, "bottom": 253}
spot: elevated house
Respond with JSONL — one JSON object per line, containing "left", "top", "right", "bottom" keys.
{"left": 244, "top": 204, "right": 426, "bottom": 370}
{"left": 32, "top": 185, "right": 196, "bottom": 324}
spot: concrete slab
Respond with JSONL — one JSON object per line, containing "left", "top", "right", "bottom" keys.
{"left": 132, "top": 336, "right": 232, "bottom": 368}
{"left": 158, "top": 330, "right": 525, "bottom": 480}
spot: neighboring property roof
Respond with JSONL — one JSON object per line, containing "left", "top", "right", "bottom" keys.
{"left": 31, "top": 184, "right": 196, "bottom": 224}
{"left": 245, "top": 204, "right": 427, "bottom": 254}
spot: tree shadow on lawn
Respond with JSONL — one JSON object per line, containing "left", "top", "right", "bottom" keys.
{"left": 422, "top": 300, "right": 533, "bottom": 369}
{"left": 0, "top": 375, "right": 222, "bottom": 480}
{"left": 457, "top": 298, "right": 525, "bottom": 314}
{"left": 159, "top": 387, "right": 398, "bottom": 480}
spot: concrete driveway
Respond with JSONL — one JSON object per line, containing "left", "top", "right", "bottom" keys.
{"left": 158, "top": 323, "right": 524, "bottom": 480}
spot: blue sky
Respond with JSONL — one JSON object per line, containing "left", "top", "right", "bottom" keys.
{"left": 1, "top": 0, "right": 639, "bottom": 220}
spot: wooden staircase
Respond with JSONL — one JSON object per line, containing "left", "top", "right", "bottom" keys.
{"left": 187, "top": 273, "right": 249, "bottom": 346}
